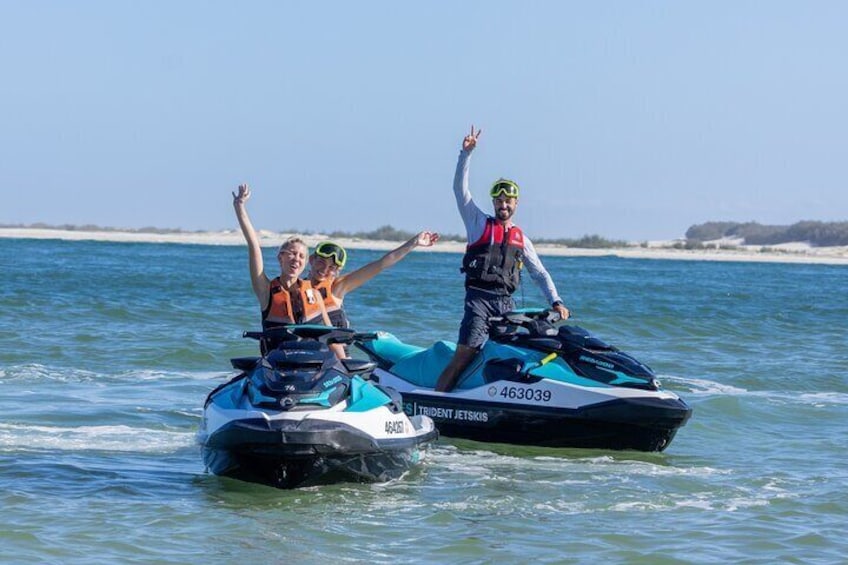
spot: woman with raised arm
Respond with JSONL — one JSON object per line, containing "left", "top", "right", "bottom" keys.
{"left": 303, "top": 232, "right": 440, "bottom": 328}
{"left": 232, "top": 184, "right": 332, "bottom": 331}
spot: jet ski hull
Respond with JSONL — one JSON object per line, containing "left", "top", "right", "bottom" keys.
{"left": 199, "top": 326, "right": 439, "bottom": 489}
{"left": 356, "top": 318, "right": 693, "bottom": 452}
{"left": 201, "top": 416, "right": 437, "bottom": 488}
{"left": 397, "top": 391, "right": 690, "bottom": 451}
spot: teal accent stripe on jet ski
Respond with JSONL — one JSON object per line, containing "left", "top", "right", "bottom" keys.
{"left": 529, "top": 358, "right": 610, "bottom": 388}
{"left": 608, "top": 372, "right": 654, "bottom": 386}
{"left": 530, "top": 356, "right": 651, "bottom": 387}
{"left": 346, "top": 376, "right": 392, "bottom": 412}
{"left": 296, "top": 388, "right": 336, "bottom": 407}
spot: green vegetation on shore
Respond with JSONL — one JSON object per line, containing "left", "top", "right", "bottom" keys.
{"left": 0, "top": 222, "right": 202, "bottom": 235}
{"left": 534, "top": 234, "right": 630, "bottom": 248}
{"left": 5, "top": 220, "right": 847, "bottom": 249}
{"left": 686, "top": 221, "right": 848, "bottom": 247}
{"left": 326, "top": 225, "right": 463, "bottom": 242}
{"left": 0, "top": 222, "right": 632, "bottom": 249}
{"left": 325, "top": 226, "right": 628, "bottom": 248}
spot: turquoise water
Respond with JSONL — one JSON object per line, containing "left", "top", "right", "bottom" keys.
{"left": 1, "top": 238, "right": 846, "bottom": 564}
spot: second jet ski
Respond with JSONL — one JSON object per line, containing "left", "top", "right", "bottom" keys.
{"left": 354, "top": 310, "right": 691, "bottom": 452}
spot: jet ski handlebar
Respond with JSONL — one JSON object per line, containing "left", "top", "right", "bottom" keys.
{"left": 243, "top": 326, "right": 379, "bottom": 346}
{"left": 489, "top": 308, "right": 563, "bottom": 327}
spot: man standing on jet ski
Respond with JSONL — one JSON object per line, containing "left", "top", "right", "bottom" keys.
{"left": 434, "top": 126, "right": 571, "bottom": 392}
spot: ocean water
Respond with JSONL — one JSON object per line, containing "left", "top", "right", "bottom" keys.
{"left": 1, "top": 237, "right": 846, "bottom": 564}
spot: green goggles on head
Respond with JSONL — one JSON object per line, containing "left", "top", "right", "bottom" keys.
{"left": 490, "top": 179, "right": 520, "bottom": 199}
{"left": 315, "top": 241, "right": 347, "bottom": 269}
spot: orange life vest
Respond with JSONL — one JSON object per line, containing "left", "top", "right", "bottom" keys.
{"left": 262, "top": 277, "right": 324, "bottom": 328}
{"left": 305, "top": 279, "right": 350, "bottom": 328}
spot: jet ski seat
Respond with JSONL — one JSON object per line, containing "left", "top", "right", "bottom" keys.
{"left": 391, "top": 341, "right": 456, "bottom": 389}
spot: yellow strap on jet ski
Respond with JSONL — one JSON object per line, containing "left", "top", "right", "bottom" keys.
{"left": 539, "top": 352, "right": 557, "bottom": 366}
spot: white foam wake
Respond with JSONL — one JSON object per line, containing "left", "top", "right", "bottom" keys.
{"left": 0, "top": 422, "right": 195, "bottom": 453}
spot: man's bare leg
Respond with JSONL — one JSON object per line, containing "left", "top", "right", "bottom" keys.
{"left": 434, "top": 344, "right": 478, "bottom": 392}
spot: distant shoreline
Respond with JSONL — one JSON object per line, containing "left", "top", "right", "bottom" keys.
{"left": 1, "top": 227, "right": 847, "bottom": 265}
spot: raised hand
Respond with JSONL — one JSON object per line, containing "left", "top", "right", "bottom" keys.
{"left": 462, "top": 125, "right": 482, "bottom": 152}
{"left": 416, "top": 231, "right": 440, "bottom": 247}
{"left": 232, "top": 184, "right": 251, "bottom": 207}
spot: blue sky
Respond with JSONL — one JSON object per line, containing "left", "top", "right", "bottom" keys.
{"left": 2, "top": 1, "right": 846, "bottom": 240}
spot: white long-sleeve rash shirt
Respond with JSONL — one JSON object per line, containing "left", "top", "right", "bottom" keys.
{"left": 452, "top": 149, "right": 564, "bottom": 305}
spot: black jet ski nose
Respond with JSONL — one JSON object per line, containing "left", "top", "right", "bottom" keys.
{"left": 557, "top": 324, "right": 612, "bottom": 350}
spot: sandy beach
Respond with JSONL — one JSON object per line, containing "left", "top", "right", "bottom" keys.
{"left": 2, "top": 227, "right": 847, "bottom": 265}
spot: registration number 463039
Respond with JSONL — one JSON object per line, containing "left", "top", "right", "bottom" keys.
{"left": 499, "top": 386, "right": 552, "bottom": 402}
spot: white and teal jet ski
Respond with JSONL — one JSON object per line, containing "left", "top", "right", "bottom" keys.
{"left": 199, "top": 326, "right": 437, "bottom": 489}
{"left": 354, "top": 310, "right": 691, "bottom": 452}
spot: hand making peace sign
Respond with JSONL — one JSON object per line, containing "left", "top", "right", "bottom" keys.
{"left": 462, "top": 125, "right": 482, "bottom": 152}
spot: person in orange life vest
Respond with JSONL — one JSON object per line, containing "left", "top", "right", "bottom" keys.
{"left": 232, "top": 184, "right": 334, "bottom": 337}
{"left": 303, "top": 232, "right": 441, "bottom": 329}
{"left": 434, "top": 126, "right": 571, "bottom": 392}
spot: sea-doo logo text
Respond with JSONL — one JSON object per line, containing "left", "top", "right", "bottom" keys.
{"left": 579, "top": 355, "right": 614, "bottom": 370}
{"left": 323, "top": 376, "right": 343, "bottom": 388}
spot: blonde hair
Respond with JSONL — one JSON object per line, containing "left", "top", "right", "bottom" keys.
{"left": 278, "top": 237, "right": 308, "bottom": 255}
